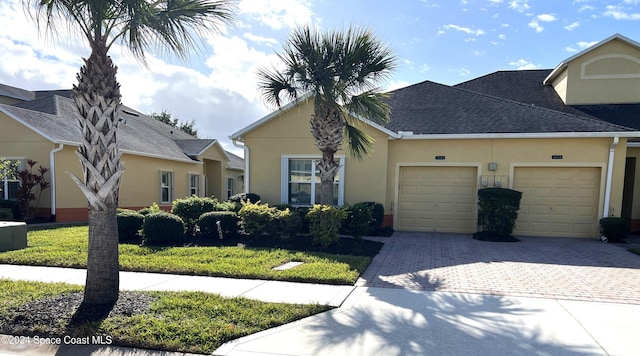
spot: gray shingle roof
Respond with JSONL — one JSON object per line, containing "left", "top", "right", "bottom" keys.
{"left": 384, "top": 79, "right": 634, "bottom": 134}
{"left": 2, "top": 89, "right": 243, "bottom": 166}
{"left": 0, "top": 83, "right": 35, "bottom": 101}
{"left": 454, "top": 69, "right": 640, "bottom": 131}
{"left": 226, "top": 151, "right": 244, "bottom": 170}
{"left": 175, "top": 139, "right": 218, "bottom": 157}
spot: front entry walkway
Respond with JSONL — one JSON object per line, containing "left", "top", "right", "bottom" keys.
{"left": 357, "top": 232, "right": 640, "bottom": 304}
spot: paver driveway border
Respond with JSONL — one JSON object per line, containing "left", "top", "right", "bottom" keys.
{"left": 357, "top": 232, "right": 640, "bottom": 304}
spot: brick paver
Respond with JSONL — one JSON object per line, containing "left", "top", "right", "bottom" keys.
{"left": 358, "top": 232, "right": 640, "bottom": 304}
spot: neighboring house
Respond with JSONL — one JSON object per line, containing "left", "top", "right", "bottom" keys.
{"left": 0, "top": 85, "right": 243, "bottom": 222}
{"left": 231, "top": 33, "right": 640, "bottom": 238}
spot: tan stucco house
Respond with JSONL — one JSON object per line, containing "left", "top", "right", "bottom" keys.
{"left": 231, "top": 33, "right": 640, "bottom": 238}
{"left": 0, "top": 85, "right": 243, "bottom": 222}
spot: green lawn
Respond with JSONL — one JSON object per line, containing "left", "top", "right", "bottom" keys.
{"left": 0, "top": 279, "right": 330, "bottom": 354}
{"left": 0, "top": 226, "right": 380, "bottom": 285}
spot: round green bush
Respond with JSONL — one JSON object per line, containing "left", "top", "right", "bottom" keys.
{"left": 117, "top": 211, "right": 145, "bottom": 242}
{"left": 198, "top": 211, "right": 239, "bottom": 238}
{"left": 142, "top": 212, "right": 185, "bottom": 245}
{"left": 171, "top": 196, "right": 217, "bottom": 236}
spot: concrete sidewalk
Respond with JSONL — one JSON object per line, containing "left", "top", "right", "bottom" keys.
{"left": 0, "top": 264, "right": 354, "bottom": 307}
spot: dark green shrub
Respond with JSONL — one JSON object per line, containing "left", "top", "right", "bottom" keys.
{"left": 198, "top": 211, "right": 239, "bottom": 238}
{"left": 342, "top": 203, "right": 374, "bottom": 239}
{"left": 276, "top": 208, "right": 303, "bottom": 238}
{"left": 477, "top": 188, "right": 522, "bottom": 237}
{"left": 238, "top": 201, "right": 277, "bottom": 236}
{"left": 117, "top": 211, "right": 145, "bottom": 242}
{"left": 0, "top": 208, "right": 13, "bottom": 221}
{"left": 292, "top": 207, "right": 311, "bottom": 233}
{"left": 0, "top": 200, "right": 20, "bottom": 220}
{"left": 229, "top": 192, "right": 261, "bottom": 204}
{"left": 599, "top": 217, "right": 630, "bottom": 242}
{"left": 171, "top": 196, "right": 217, "bottom": 236}
{"left": 215, "top": 200, "right": 239, "bottom": 212}
{"left": 142, "top": 212, "right": 185, "bottom": 245}
{"left": 363, "top": 202, "right": 384, "bottom": 228}
{"left": 371, "top": 226, "right": 395, "bottom": 237}
{"left": 307, "top": 205, "right": 347, "bottom": 247}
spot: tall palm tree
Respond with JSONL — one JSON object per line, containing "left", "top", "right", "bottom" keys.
{"left": 258, "top": 26, "right": 396, "bottom": 205}
{"left": 25, "top": 0, "right": 235, "bottom": 305}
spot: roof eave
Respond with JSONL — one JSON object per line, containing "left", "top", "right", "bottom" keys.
{"left": 398, "top": 131, "right": 640, "bottom": 140}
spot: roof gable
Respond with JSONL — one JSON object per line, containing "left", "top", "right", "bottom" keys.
{"left": 544, "top": 33, "right": 640, "bottom": 85}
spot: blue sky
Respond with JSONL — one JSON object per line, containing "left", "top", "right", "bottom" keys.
{"left": 1, "top": 0, "right": 640, "bottom": 155}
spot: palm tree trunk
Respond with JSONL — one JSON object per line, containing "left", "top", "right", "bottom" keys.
{"left": 71, "top": 38, "right": 124, "bottom": 305}
{"left": 311, "top": 103, "right": 344, "bottom": 205}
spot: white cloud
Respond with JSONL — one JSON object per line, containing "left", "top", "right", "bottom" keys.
{"left": 528, "top": 20, "right": 544, "bottom": 32}
{"left": 238, "top": 0, "right": 313, "bottom": 29}
{"left": 577, "top": 41, "right": 598, "bottom": 49}
{"left": 508, "top": 0, "right": 530, "bottom": 12}
{"left": 509, "top": 59, "right": 539, "bottom": 69}
{"left": 536, "top": 14, "right": 557, "bottom": 22}
{"left": 498, "top": 34, "right": 507, "bottom": 40}
{"left": 419, "top": 64, "right": 431, "bottom": 73}
{"left": 604, "top": 5, "right": 640, "bottom": 20}
{"left": 457, "top": 68, "right": 471, "bottom": 76}
{"left": 441, "top": 24, "right": 485, "bottom": 36}
{"left": 565, "top": 46, "right": 577, "bottom": 52}
{"left": 564, "top": 21, "right": 580, "bottom": 30}
{"left": 243, "top": 33, "right": 279, "bottom": 46}
{"left": 578, "top": 5, "right": 595, "bottom": 12}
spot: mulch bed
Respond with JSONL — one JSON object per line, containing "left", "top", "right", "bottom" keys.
{"left": 0, "top": 291, "right": 155, "bottom": 336}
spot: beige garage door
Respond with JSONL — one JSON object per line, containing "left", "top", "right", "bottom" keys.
{"left": 513, "top": 167, "right": 601, "bottom": 238}
{"left": 397, "top": 166, "right": 477, "bottom": 232}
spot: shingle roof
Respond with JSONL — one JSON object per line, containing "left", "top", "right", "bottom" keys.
{"left": 226, "top": 151, "right": 244, "bottom": 170}
{"left": 384, "top": 79, "right": 634, "bottom": 134}
{"left": 175, "top": 139, "right": 218, "bottom": 157}
{"left": 0, "top": 83, "right": 35, "bottom": 101}
{"left": 2, "top": 88, "right": 243, "bottom": 166}
{"left": 454, "top": 69, "right": 640, "bottom": 131}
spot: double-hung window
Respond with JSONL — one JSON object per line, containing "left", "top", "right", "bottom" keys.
{"left": 188, "top": 174, "right": 200, "bottom": 196}
{"left": 1, "top": 159, "right": 24, "bottom": 201}
{"left": 281, "top": 156, "right": 344, "bottom": 206}
{"left": 160, "top": 171, "right": 173, "bottom": 204}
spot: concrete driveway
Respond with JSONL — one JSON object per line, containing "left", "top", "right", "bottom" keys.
{"left": 357, "top": 232, "right": 640, "bottom": 304}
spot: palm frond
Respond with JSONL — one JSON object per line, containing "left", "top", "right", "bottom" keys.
{"left": 344, "top": 90, "right": 393, "bottom": 126}
{"left": 343, "top": 123, "right": 375, "bottom": 160}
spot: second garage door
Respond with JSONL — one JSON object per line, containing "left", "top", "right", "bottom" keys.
{"left": 513, "top": 167, "right": 601, "bottom": 238}
{"left": 397, "top": 166, "right": 477, "bottom": 233}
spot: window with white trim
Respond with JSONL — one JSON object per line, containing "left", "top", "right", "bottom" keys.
{"left": 188, "top": 174, "right": 200, "bottom": 196}
{"left": 160, "top": 171, "right": 173, "bottom": 203}
{"left": 281, "top": 156, "right": 344, "bottom": 206}
{"left": 1, "top": 159, "right": 24, "bottom": 201}
{"left": 226, "top": 177, "right": 234, "bottom": 199}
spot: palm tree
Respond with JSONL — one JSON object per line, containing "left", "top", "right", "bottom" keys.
{"left": 258, "top": 26, "right": 396, "bottom": 205}
{"left": 25, "top": 0, "right": 235, "bottom": 305}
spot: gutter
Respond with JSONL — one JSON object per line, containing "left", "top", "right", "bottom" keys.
{"left": 49, "top": 143, "right": 64, "bottom": 220}
{"left": 232, "top": 139, "right": 249, "bottom": 193}
{"left": 603, "top": 136, "right": 619, "bottom": 219}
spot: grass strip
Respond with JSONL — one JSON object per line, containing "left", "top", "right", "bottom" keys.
{"left": 0, "top": 279, "right": 331, "bottom": 354}
{"left": 0, "top": 226, "right": 380, "bottom": 285}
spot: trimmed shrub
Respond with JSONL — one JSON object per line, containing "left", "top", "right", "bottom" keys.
{"left": 215, "top": 200, "right": 239, "bottom": 212}
{"left": 117, "top": 211, "right": 145, "bottom": 242}
{"left": 293, "top": 207, "right": 311, "bottom": 234}
{"left": 0, "top": 208, "right": 13, "bottom": 221}
{"left": 275, "top": 208, "right": 303, "bottom": 238}
{"left": 238, "top": 201, "right": 277, "bottom": 236}
{"left": 142, "top": 212, "right": 185, "bottom": 245}
{"left": 363, "top": 202, "right": 384, "bottom": 228}
{"left": 0, "top": 200, "right": 20, "bottom": 220}
{"left": 342, "top": 203, "right": 374, "bottom": 239}
{"left": 371, "top": 226, "right": 395, "bottom": 237}
{"left": 229, "top": 192, "right": 261, "bottom": 204}
{"left": 477, "top": 188, "right": 522, "bottom": 237}
{"left": 198, "top": 211, "right": 239, "bottom": 238}
{"left": 138, "top": 202, "right": 162, "bottom": 216}
{"left": 307, "top": 204, "right": 347, "bottom": 247}
{"left": 171, "top": 196, "right": 217, "bottom": 236}
{"left": 599, "top": 217, "right": 630, "bottom": 242}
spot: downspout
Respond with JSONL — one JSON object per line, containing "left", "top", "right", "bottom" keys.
{"left": 49, "top": 143, "right": 64, "bottom": 221}
{"left": 232, "top": 139, "right": 249, "bottom": 193}
{"left": 603, "top": 136, "right": 619, "bottom": 219}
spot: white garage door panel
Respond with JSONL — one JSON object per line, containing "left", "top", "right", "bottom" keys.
{"left": 397, "top": 166, "right": 477, "bottom": 233}
{"left": 513, "top": 167, "right": 600, "bottom": 238}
